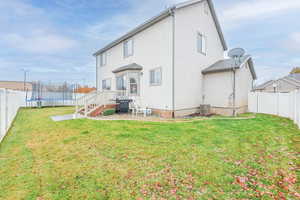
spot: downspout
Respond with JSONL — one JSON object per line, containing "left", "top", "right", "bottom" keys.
{"left": 202, "top": 74, "right": 205, "bottom": 104}
{"left": 232, "top": 69, "right": 236, "bottom": 116}
{"left": 170, "top": 7, "right": 176, "bottom": 118}
{"left": 95, "top": 56, "right": 98, "bottom": 90}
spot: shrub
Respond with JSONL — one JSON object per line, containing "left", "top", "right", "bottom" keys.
{"left": 103, "top": 109, "right": 116, "bottom": 116}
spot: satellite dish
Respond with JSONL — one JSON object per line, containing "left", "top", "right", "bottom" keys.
{"left": 228, "top": 48, "right": 245, "bottom": 58}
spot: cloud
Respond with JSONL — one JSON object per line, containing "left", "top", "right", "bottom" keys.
{"left": 27, "top": 67, "right": 61, "bottom": 73}
{"left": 283, "top": 32, "right": 300, "bottom": 51}
{"left": 2, "top": 31, "right": 77, "bottom": 54}
{"left": 84, "top": 0, "right": 182, "bottom": 42}
{"left": 220, "top": 0, "right": 300, "bottom": 28}
{"left": 0, "top": 0, "right": 44, "bottom": 17}
{"left": 255, "top": 65, "right": 291, "bottom": 84}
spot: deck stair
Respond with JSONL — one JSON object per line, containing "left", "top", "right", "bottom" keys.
{"left": 74, "top": 91, "right": 124, "bottom": 118}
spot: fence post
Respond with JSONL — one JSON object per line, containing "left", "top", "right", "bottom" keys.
{"left": 276, "top": 92, "right": 279, "bottom": 116}
{"left": 292, "top": 91, "right": 298, "bottom": 122}
{"left": 295, "top": 90, "right": 300, "bottom": 128}
{"left": 84, "top": 98, "right": 88, "bottom": 117}
{"left": 4, "top": 89, "right": 8, "bottom": 132}
{"left": 0, "top": 89, "right": 9, "bottom": 135}
{"left": 256, "top": 92, "right": 259, "bottom": 113}
{"left": 0, "top": 90, "right": 3, "bottom": 139}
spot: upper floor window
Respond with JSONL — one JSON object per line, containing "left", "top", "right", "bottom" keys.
{"left": 123, "top": 39, "right": 134, "bottom": 58}
{"left": 204, "top": 2, "right": 209, "bottom": 15}
{"left": 100, "top": 53, "right": 107, "bottom": 66}
{"left": 102, "top": 79, "right": 111, "bottom": 90}
{"left": 150, "top": 68, "right": 162, "bottom": 86}
{"left": 197, "top": 32, "right": 207, "bottom": 55}
{"left": 98, "top": 52, "right": 107, "bottom": 67}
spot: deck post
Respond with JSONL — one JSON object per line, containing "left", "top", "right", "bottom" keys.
{"left": 75, "top": 99, "right": 78, "bottom": 118}
{"left": 84, "top": 98, "right": 88, "bottom": 117}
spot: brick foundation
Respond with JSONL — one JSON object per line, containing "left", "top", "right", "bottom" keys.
{"left": 174, "top": 107, "right": 200, "bottom": 117}
{"left": 211, "top": 106, "right": 248, "bottom": 116}
{"left": 151, "top": 106, "right": 248, "bottom": 118}
{"left": 151, "top": 109, "right": 173, "bottom": 118}
{"left": 89, "top": 104, "right": 117, "bottom": 117}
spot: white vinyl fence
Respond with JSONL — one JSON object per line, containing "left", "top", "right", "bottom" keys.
{"left": 0, "top": 89, "right": 85, "bottom": 142}
{"left": 0, "top": 89, "right": 27, "bottom": 142}
{"left": 249, "top": 90, "right": 300, "bottom": 127}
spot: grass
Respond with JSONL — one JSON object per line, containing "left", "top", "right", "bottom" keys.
{"left": 0, "top": 107, "right": 299, "bottom": 200}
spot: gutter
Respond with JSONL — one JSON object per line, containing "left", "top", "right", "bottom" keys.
{"left": 170, "top": 7, "right": 176, "bottom": 118}
{"left": 93, "top": 0, "right": 227, "bottom": 56}
{"left": 232, "top": 68, "right": 236, "bottom": 116}
{"left": 93, "top": 10, "right": 171, "bottom": 56}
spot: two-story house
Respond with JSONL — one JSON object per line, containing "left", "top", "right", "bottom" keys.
{"left": 93, "top": 0, "right": 257, "bottom": 117}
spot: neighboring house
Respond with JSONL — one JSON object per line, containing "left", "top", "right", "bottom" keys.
{"left": 0, "top": 81, "right": 32, "bottom": 91}
{"left": 290, "top": 73, "right": 300, "bottom": 81}
{"left": 254, "top": 75, "right": 300, "bottom": 93}
{"left": 93, "top": 0, "right": 256, "bottom": 117}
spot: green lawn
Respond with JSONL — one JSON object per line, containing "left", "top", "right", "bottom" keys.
{"left": 0, "top": 107, "right": 299, "bottom": 200}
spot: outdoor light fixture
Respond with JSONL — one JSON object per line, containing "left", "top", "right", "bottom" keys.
{"left": 273, "top": 83, "right": 278, "bottom": 93}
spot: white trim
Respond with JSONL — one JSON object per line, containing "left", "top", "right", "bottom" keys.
{"left": 197, "top": 32, "right": 207, "bottom": 55}
{"left": 175, "top": 0, "right": 204, "bottom": 9}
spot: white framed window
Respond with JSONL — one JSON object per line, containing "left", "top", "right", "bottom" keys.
{"left": 150, "top": 68, "right": 162, "bottom": 86}
{"left": 197, "top": 32, "right": 207, "bottom": 55}
{"left": 98, "top": 52, "right": 107, "bottom": 67}
{"left": 102, "top": 79, "right": 111, "bottom": 90}
{"left": 204, "top": 2, "right": 209, "bottom": 15}
{"left": 116, "top": 75, "right": 127, "bottom": 90}
{"left": 123, "top": 39, "right": 134, "bottom": 58}
{"left": 129, "top": 77, "right": 138, "bottom": 95}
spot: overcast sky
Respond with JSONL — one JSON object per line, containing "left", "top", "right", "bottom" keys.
{"left": 0, "top": 0, "right": 300, "bottom": 85}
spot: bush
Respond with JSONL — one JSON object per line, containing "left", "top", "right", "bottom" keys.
{"left": 103, "top": 109, "right": 116, "bottom": 116}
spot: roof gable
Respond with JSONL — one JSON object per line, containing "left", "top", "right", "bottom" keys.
{"left": 202, "top": 55, "right": 257, "bottom": 80}
{"left": 254, "top": 80, "right": 275, "bottom": 90}
{"left": 93, "top": 0, "right": 227, "bottom": 56}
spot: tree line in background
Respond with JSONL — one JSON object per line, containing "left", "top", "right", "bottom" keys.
{"left": 290, "top": 67, "right": 300, "bottom": 74}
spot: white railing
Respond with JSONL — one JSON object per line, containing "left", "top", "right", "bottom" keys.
{"left": 249, "top": 90, "right": 300, "bottom": 128}
{"left": 75, "top": 90, "right": 125, "bottom": 117}
{"left": 0, "top": 89, "right": 27, "bottom": 142}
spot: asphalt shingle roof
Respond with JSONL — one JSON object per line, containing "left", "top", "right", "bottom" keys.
{"left": 253, "top": 75, "right": 300, "bottom": 91}
{"left": 289, "top": 73, "right": 300, "bottom": 81}
{"left": 202, "top": 55, "right": 257, "bottom": 79}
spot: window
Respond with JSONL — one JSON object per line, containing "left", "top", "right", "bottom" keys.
{"left": 102, "top": 79, "right": 111, "bottom": 90}
{"left": 204, "top": 2, "right": 209, "bottom": 15}
{"left": 197, "top": 33, "right": 207, "bottom": 55}
{"left": 129, "top": 78, "right": 138, "bottom": 95}
{"left": 116, "top": 75, "right": 126, "bottom": 90}
{"left": 123, "top": 39, "right": 134, "bottom": 58}
{"left": 98, "top": 52, "right": 107, "bottom": 67}
{"left": 100, "top": 53, "right": 106, "bottom": 66}
{"left": 150, "top": 68, "right": 162, "bottom": 86}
